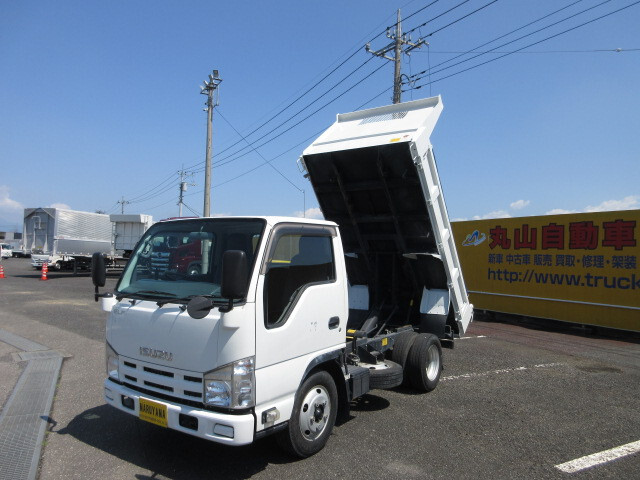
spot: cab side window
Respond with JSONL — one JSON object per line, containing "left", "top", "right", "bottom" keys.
{"left": 264, "top": 234, "right": 335, "bottom": 327}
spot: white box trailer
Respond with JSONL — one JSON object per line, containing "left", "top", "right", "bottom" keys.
{"left": 26, "top": 208, "right": 113, "bottom": 269}
{"left": 93, "top": 96, "right": 472, "bottom": 458}
{"left": 26, "top": 208, "right": 152, "bottom": 270}
{"left": 110, "top": 214, "right": 153, "bottom": 257}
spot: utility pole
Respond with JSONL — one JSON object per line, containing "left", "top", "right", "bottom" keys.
{"left": 200, "top": 70, "right": 222, "bottom": 217}
{"left": 366, "top": 10, "right": 426, "bottom": 104}
{"left": 177, "top": 167, "right": 196, "bottom": 217}
{"left": 117, "top": 196, "right": 130, "bottom": 214}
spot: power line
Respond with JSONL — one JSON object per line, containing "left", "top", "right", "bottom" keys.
{"left": 124, "top": 172, "right": 176, "bottom": 203}
{"left": 182, "top": 2, "right": 443, "bottom": 173}
{"left": 408, "top": 0, "right": 592, "bottom": 81}
{"left": 408, "top": 0, "right": 617, "bottom": 85}
{"left": 216, "top": 110, "right": 303, "bottom": 193}
{"left": 414, "top": 47, "right": 639, "bottom": 54}
{"left": 405, "top": 0, "right": 473, "bottom": 36}
{"left": 198, "top": 57, "right": 377, "bottom": 170}
{"left": 138, "top": 194, "right": 180, "bottom": 213}
{"left": 189, "top": 61, "right": 387, "bottom": 174}
{"left": 188, "top": 129, "right": 322, "bottom": 194}
{"left": 99, "top": 1, "right": 527, "bottom": 214}
{"left": 111, "top": 171, "right": 177, "bottom": 211}
{"left": 408, "top": 1, "right": 640, "bottom": 91}
{"left": 112, "top": 2, "right": 445, "bottom": 208}
{"left": 183, "top": 30, "right": 393, "bottom": 173}
{"left": 127, "top": 182, "right": 176, "bottom": 205}
{"left": 399, "top": 0, "right": 441, "bottom": 25}
{"left": 190, "top": 50, "right": 363, "bottom": 169}
{"left": 181, "top": 202, "right": 200, "bottom": 217}
{"left": 419, "top": 0, "right": 499, "bottom": 39}
{"left": 205, "top": 59, "right": 392, "bottom": 192}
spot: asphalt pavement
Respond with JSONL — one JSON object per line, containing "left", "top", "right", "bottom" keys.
{"left": 0, "top": 257, "right": 639, "bottom": 479}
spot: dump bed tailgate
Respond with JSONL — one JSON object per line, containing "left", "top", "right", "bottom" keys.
{"left": 301, "top": 97, "right": 473, "bottom": 334}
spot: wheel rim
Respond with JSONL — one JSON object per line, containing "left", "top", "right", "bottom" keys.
{"left": 298, "top": 385, "right": 331, "bottom": 441}
{"left": 426, "top": 344, "right": 441, "bottom": 381}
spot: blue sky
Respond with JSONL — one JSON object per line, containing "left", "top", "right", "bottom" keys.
{"left": 1, "top": 0, "right": 639, "bottom": 231}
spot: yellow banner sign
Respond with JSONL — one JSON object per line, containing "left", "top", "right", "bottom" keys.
{"left": 452, "top": 210, "right": 639, "bottom": 331}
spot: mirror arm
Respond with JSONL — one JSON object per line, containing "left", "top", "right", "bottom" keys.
{"left": 94, "top": 287, "right": 113, "bottom": 302}
{"left": 219, "top": 298, "right": 234, "bottom": 314}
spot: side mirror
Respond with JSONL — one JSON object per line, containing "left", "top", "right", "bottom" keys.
{"left": 220, "top": 250, "right": 248, "bottom": 313}
{"left": 92, "top": 252, "right": 106, "bottom": 287}
{"left": 186, "top": 296, "right": 214, "bottom": 319}
{"left": 91, "top": 252, "right": 107, "bottom": 302}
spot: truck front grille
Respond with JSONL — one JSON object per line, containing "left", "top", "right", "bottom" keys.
{"left": 150, "top": 252, "right": 170, "bottom": 272}
{"left": 119, "top": 356, "right": 203, "bottom": 403}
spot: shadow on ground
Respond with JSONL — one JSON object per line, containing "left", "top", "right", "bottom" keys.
{"left": 54, "top": 405, "right": 289, "bottom": 479}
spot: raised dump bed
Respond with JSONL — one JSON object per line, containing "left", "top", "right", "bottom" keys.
{"left": 300, "top": 96, "right": 473, "bottom": 337}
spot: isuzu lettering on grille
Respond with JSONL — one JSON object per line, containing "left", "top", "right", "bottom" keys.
{"left": 139, "top": 347, "right": 173, "bottom": 361}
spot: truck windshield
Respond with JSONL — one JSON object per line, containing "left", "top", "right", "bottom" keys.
{"left": 116, "top": 218, "right": 265, "bottom": 302}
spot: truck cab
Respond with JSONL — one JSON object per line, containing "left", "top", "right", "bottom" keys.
{"left": 0, "top": 244, "right": 12, "bottom": 259}
{"left": 94, "top": 96, "right": 472, "bottom": 457}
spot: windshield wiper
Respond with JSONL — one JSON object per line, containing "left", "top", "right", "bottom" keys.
{"left": 136, "top": 290, "right": 177, "bottom": 297}
{"left": 181, "top": 294, "right": 226, "bottom": 304}
{"left": 118, "top": 290, "right": 178, "bottom": 306}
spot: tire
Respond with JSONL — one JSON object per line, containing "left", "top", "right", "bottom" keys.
{"left": 406, "top": 334, "right": 442, "bottom": 392}
{"left": 187, "top": 263, "right": 201, "bottom": 276}
{"left": 391, "top": 331, "right": 419, "bottom": 386}
{"left": 277, "top": 371, "right": 338, "bottom": 458}
{"left": 54, "top": 261, "right": 62, "bottom": 271}
{"left": 367, "top": 360, "right": 403, "bottom": 390}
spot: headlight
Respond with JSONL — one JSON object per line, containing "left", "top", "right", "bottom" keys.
{"left": 106, "top": 342, "right": 119, "bottom": 381}
{"left": 203, "top": 357, "right": 255, "bottom": 409}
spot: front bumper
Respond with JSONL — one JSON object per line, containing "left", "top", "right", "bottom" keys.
{"left": 104, "top": 379, "right": 256, "bottom": 446}
{"left": 31, "top": 257, "right": 51, "bottom": 267}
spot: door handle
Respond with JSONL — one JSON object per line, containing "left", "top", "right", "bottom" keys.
{"left": 328, "top": 316, "right": 340, "bottom": 329}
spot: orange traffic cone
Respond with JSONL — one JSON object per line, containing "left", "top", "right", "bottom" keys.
{"left": 40, "top": 262, "right": 48, "bottom": 281}
{"left": 0, "top": 264, "right": 5, "bottom": 279}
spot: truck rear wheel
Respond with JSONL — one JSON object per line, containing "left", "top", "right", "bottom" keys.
{"left": 391, "top": 331, "right": 418, "bottom": 386}
{"left": 278, "top": 371, "right": 337, "bottom": 458}
{"left": 406, "top": 334, "right": 442, "bottom": 392}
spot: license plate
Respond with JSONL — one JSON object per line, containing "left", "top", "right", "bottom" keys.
{"left": 138, "top": 398, "right": 168, "bottom": 428}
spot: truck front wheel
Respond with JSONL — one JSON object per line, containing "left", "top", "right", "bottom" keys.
{"left": 278, "top": 371, "right": 337, "bottom": 458}
{"left": 406, "top": 334, "right": 442, "bottom": 392}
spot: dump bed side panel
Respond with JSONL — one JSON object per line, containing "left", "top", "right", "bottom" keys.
{"left": 409, "top": 140, "right": 473, "bottom": 333}
{"left": 301, "top": 97, "right": 472, "bottom": 334}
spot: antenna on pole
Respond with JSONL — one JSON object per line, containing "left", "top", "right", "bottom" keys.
{"left": 117, "top": 196, "right": 131, "bottom": 214}
{"left": 200, "top": 69, "right": 222, "bottom": 217}
{"left": 177, "top": 166, "right": 196, "bottom": 217}
{"left": 366, "top": 9, "right": 426, "bottom": 103}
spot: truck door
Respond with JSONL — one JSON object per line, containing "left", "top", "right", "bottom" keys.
{"left": 255, "top": 224, "right": 346, "bottom": 370}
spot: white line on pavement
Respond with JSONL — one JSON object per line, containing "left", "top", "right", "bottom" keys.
{"left": 555, "top": 440, "right": 640, "bottom": 473}
{"left": 441, "top": 363, "right": 564, "bottom": 381}
{"left": 458, "top": 335, "right": 487, "bottom": 340}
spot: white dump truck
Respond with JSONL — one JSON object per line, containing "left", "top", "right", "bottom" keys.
{"left": 92, "top": 96, "right": 473, "bottom": 457}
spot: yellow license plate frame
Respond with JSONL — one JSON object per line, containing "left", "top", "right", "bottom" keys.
{"left": 138, "top": 397, "right": 168, "bottom": 428}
